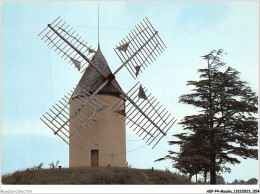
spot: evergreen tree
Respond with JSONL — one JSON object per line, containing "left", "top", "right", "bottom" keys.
{"left": 246, "top": 178, "right": 258, "bottom": 185}
{"left": 155, "top": 118, "right": 211, "bottom": 181}
{"left": 216, "top": 175, "right": 226, "bottom": 184}
{"left": 156, "top": 49, "right": 258, "bottom": 184}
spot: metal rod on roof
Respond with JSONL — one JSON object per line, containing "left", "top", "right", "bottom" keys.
{"left": 98, "top": 2, "right": 100, "bottom": 48}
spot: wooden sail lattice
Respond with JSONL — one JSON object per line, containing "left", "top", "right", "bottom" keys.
{"left": 114, "top": 17, "right": 166, "bottom": 79}
{"left": 112, "top": 82, "right": 177, "bottom": 148}
{"left": 40, "top": 84, "right": 108, "bottom": 147}
{"left": 38, "top": 16, "right": 96, "bottom": 71}
{"left": 39, "top": 16, "right": 176, "bottom": 149}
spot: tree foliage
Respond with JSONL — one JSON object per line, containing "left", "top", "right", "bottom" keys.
{"left": 216, "top": 175, "right": 225, "bottom": 184}
{"left": 155, "top": 49, "right": 258, "bottom": 184}
{"left": 246, "top": 178, "right": 258, "bottom": 185}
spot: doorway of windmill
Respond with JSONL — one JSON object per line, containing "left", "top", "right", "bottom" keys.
{"left": 91, "top": 150, "right": 99, "bottom": 167}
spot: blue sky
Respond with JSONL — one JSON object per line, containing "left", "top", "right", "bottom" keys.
{"left": 1, "top": 1, "right": 259, "bottom": 183}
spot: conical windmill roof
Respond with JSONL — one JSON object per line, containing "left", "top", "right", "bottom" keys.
{"left": 72, "top": 49, "right": 123, "bottom": 98}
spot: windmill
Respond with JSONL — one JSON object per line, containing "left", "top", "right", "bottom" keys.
{"left": 38, "top": 15, "right": 176, "bottom": 167}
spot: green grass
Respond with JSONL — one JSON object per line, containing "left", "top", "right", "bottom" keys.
{"left": 2, "top": 167, "right": 191, "bottom": 185}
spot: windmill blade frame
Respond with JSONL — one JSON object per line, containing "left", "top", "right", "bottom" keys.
{"left": 112, "top": 82, "right": 177, "bottom": 148}
{"left": 38, "top": 17, "right": 96, "bottom": 71}
{"left": 114, "top": 17, "right": 166, "bottom": 78}
{"left": 40, "top": 84, "right": 109, "bottom": 147}
{"left": 39, "top": 16, "right": 175, "bottom": 150}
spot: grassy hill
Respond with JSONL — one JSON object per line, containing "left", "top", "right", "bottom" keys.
{"left": 2, "top": 167, "right": 191, "bottom": 184}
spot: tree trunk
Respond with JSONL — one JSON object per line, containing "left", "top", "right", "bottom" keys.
{"left": 209, "top": 125, "right": 216, "bottom": 184}
{"left": 210, "top": 170, "right": 216, "bottom": 184}
{"left": 189, "top": 174, "right": 193, "bottom": 181}
{"left": 196, "top": 173, "right": 198, "bottom": 183}
{"left": 204, "top": 170, "right": 207, "bottom": 183}
{"left": 208, "top": 61, "right": 216, "bottom": 185}
{"left": 210, "top": 155, "right": 216, "bottom": 184}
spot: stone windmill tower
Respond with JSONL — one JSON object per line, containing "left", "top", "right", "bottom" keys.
{"left": 39, "top": 14, "right": 177, "bottom": 168}
{"left": 69, "top": 48, "right": 126, "bottom": 167}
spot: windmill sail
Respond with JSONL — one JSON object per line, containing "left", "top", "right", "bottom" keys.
{"left": 40, "top": 84, "right": 108, "bottom": 147}
{"left": 114, "top": 17, "right": 166, "bottom": 78}
{"left": 38, "top": 17, "right": 95, "bottom": 71}
{"left": 39, "top": 16, "right": 175, "bottom": 150}
{"left": 116, "top": 42, "right": 129, "bottom": 52}
{"left": 70, "top": 58, "right": 81, "bottom": 71}
{"left": 112, "top": 82, "right": 176, "bottom": 149}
